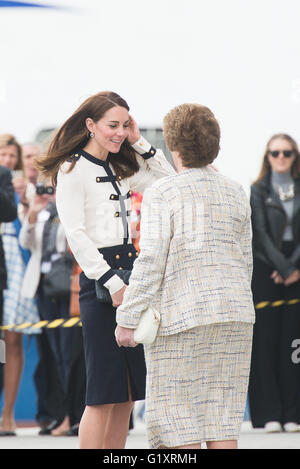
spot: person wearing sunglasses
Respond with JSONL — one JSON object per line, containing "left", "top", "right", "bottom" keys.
{"left": 248, "top": 133, "right": 300, "bottom": 433}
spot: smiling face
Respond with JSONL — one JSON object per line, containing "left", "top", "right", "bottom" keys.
{"left": 86, "top": 105, "right": 130, "bottom": 155}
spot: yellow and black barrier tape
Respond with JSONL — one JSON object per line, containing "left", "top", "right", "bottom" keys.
{"left": 1, "top": 298, "right": 300, "bottom": 331}
{"left": 0, "top": 317, "right": 82, "bottom": 331}
{"left": 255, "top": 299, "right": 300, "bottom": 309}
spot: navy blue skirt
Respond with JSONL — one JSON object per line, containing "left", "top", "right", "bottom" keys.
{"left": 79, "top": 244, "right": 146, "bottom": 406}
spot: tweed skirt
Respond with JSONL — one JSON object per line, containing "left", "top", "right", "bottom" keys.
{"left": 144, "top": 322, "right": 253, "bottom": 448}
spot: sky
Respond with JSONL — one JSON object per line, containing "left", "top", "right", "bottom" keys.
{"left": 0, "top": 0, "right": 299, "bottom": 192}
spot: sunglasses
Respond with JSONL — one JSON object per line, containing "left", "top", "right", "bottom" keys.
{"left": 269, "top": 150, "right": 294, "bottom": 158}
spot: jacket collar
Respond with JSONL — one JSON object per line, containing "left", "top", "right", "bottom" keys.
{"left": 259, "top": 172, "right": 300, "bottom": 214}
{"left": 80, "top": 149, "right": 111, "bottom": 167}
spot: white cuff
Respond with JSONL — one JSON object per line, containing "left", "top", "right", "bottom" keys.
{"left": 104, "top": 274, "right": 125, "bottom": 295}
{"left": 131, "top": 135, "right": 152, "bottom": 155}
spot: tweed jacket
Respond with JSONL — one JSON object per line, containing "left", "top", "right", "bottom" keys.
{"left": 116, "top": 166, "right": 255, "bottom": 336}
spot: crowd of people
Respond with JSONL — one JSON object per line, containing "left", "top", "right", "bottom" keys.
{"left": 0, "top": 138, "right": 86, "bottom": 436}
{"left": 0, "top": 91, "right": 299, "bottom": 448}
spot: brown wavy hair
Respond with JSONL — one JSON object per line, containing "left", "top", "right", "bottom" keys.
{"left": 255, "top": 133, "right": 300, "bottom": 182}
{"left": 35, "top": 91, "right": 139, "bottom": 185}
{"left": 163, "top": 103, "right": 220, "bottom": 167}
{"left": 0, "top": 133, "right": 23, "bottom": 172}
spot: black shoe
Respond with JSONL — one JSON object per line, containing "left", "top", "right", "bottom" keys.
{"left": 38, "top": 419, "right": 53, "bottom": 430}
{"left": 66, "top": 424, "right": 79, "bottom": 436}
{"left": 38, "top": 419, "right": 63, "bottom": 436}
{"left": 0, "top": 430, "right": 16, "bottom": 436}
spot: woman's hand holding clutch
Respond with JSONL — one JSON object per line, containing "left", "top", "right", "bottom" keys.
{"left": 115, "top": 325, "right": 137, "bottom": 348}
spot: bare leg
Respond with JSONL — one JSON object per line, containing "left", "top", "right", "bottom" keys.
{"left": 78, "top": 403, "right": 113, "bottom": 449}
{"left": 206, "top": 439, "right": 237, "bottom": 449}
{"left": 103, "top": 400, "right": 134, "bottom": 449}
{"left": 78, "top": 372, "right": 134, "bottom": 449}
{"left": 103, "top": 373, "right": 135, "bottom": 449}
{"left": 0, "top": 331, "right": 23, "bottom": 431}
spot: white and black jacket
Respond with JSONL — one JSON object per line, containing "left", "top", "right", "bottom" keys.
{"left": 56, "top": 136, "right": 175, "bottom": 295}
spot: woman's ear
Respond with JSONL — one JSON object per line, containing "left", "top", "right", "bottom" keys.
{"left": 85, "top": 117, "right": 95, "bottom": 133}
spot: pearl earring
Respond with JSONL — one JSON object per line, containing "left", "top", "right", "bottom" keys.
{"left": 90, "top": 132, "right": 95, "bottom": 138}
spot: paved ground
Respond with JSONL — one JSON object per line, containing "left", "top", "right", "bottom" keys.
{"left": 0, "top": 420, "right": 300, "bottom": 450}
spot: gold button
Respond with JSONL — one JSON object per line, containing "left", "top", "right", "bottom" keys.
{"left": 111, "top": 195, "right": 115, "bottom": 199}
{"left": 118, "top": 176, "right": 121, "bottom": 181}
{"left": 136, "top": 252, "right": 139, "bottom": 256}
{"left": 139, "top": 142, "right": 143, "bottom": 147}
{"left": 119, "top": 266, "right": 123, "bottom": 270}
{"left": 115, "top": 212, "right": 119, "bottom": 217}
{"left": 151, "top": 150, "right": 155, "bottom": 154}
{"left": 75, "top": 153, "right": 79, "bottom": 158}
{"left": 96, "top": 177, "right": 101, "bottom": 182}
{"left": 128, "top": 252, "right": 132, "bottom": 257}
{"left": 116, "top": 255, "right": 120, "bottom": 260}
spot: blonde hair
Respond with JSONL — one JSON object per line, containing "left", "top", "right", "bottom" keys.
{"left": 0, "top": 133, "right": 23, "bottom": 171}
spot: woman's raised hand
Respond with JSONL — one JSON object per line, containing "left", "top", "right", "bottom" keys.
{"left": 27, "top": 193, "right": 51, "bottom": 224}
{"left": 12, "top": 176, "right": 27, "bottom": 202}
{"left": 127, "top": 115, "right": 141, "bottom": 145}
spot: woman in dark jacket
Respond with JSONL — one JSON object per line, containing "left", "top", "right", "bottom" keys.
{"left": 0, "top": 165, "right": 17, "bottom": 363}
{"left": 248, "top": 133, "right": 300, "bottom": 433}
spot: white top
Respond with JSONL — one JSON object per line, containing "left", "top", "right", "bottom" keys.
{"left": 56, "top": 136, "right": 176, "bottom": 294}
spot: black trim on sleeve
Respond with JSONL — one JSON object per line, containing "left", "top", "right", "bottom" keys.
{"left": 96, "top": 269, "right": 115, "bottom": 287}
{"left": 140, "top": 146, "right": 157, "bottom": 160}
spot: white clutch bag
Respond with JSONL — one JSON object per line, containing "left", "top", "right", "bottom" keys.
{"left": 134, "top": 305, "right": 161, "bottom": 345}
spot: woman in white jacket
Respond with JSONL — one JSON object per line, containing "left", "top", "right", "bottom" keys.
{"left": 35, "top": 91, "right": 175, "bottom": 449}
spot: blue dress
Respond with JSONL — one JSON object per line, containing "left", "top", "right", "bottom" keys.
{"left": 79, "top": 243, "right": 146, "bottom": 405}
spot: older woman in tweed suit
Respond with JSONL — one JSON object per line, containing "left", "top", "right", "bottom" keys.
{"left": 116, "top": 104, "right": 255, "bottom": 449}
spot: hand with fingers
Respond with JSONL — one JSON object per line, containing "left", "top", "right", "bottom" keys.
{"left": 270, "top": 270, "right": 284, "bottom": 284}
{"left": 115, "top": 325, "right": 137, "bottom": 348}
{"left": 127, "top": 115, "right": 141, "bottom": 145}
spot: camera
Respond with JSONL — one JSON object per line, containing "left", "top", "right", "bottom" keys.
{"left": 36, "top": 184, "right": 55, "bottom": 195}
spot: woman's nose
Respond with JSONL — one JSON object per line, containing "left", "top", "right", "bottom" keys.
{"left": 116, "top": 127, "right": 126, "bottom": 137}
